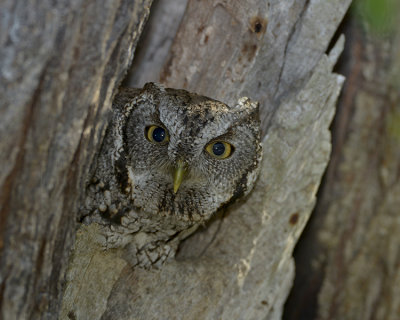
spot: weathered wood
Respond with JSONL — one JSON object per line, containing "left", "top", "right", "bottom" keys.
{"left": 126, "top": 0, "right": 189, "bottom": 87}
{"left": 160, "top": 0, "right": 352, "bottom": 132}
{"left": 61, "top": 0, "right": 351, "bottom": 319}
{"left": 285, "top": 6, "right": 400, "bottom": 320}
{"left": 101, "top": 48, "right": 345, "bottom": 320}
{"left": 0, "top": 1, "right": 152, "bottom": 319}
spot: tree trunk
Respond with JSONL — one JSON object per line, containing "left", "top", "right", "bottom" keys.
{"left": 284, "top": 3, "right": 400, "bottom": 320}
{"left": 62, "top": 0, "right": 350, "bottom": 319}
{"left": 1, "top": 0, "right": 352, "bottom": 319}
{"left": 0, "top": 1, "right": 152, "bottom": 319}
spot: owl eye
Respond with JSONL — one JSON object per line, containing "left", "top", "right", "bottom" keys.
{"left": 145, "top": 125, "right": 169, "bottom": 144}
{"left": 205, "top": 141, "right": 233, "bottom": 159}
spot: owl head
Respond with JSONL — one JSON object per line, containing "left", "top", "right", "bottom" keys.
{"left": 115, "top": 83, "right": 262, "bottom": 223}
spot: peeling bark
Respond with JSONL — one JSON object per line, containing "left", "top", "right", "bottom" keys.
{"left": 285, "top": 6, "right": 400, "bottom": 320}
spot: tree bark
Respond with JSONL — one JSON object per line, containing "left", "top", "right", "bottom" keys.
{"left": 62, "top": 0, "right": 351, "bottom": 319}
{"left": 284, "top": 4, "right": 400, "bottom": 320}
{"left": 1, "top": 0, "right": 353, "bottom": 319}
{"left": 0, "top": 1, "right": 152, "bottom": 319}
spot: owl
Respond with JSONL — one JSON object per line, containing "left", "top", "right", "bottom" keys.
{"left": 82, "top": 82, "right": 262, "bottom": 268}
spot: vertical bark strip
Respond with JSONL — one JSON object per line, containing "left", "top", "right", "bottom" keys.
{"left": 285, "top": 5, "right": 400, "bottom": 320}
{"left": 0, "top": 1, "right": 152, "bottom": 319}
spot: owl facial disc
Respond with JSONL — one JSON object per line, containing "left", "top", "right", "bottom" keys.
{"left": 117, "top": 83, "right": 262, "bottom": 222}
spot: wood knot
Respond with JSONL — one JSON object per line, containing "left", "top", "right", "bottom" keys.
{"left": 250, "top": 16, "right": 267, "bottom": 34}
{"left": 289, "top": 213, "right": 299, "bottom": 225}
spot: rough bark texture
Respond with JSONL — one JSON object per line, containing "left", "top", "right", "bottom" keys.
{"left": 126, "top": 0, "right": 189, "bottom": 87}
{"left": 0, "top": 1, "right": 152, "bottom": 319}
{"left": 61, "top": 0, "right": 351, "bottom": 319}
{"left": 0, "top": 0, "right": 355, "bottom": 319}
{"left": 284, "top": 5, "right": 400, "bottom": 320}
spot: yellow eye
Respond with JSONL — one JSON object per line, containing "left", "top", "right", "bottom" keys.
{"left": 145, "top": 125, "right": 169, "bottom": 144}
{"left": 205, "top": 141, "right": 233, "bottom": 159}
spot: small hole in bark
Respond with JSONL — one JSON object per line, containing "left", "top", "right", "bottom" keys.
{"left": 289, "top": 213, "right": 299, "bottom": 225}
{"left": 261, "top": 300, "right": 268, "bottom": 305}
{"left": 250, "top": 16, "right": 267, "bottom": 34}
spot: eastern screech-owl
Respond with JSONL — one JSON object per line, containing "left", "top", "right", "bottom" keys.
{"left": 82, "top": 83, "right": 262, "bottom": 268}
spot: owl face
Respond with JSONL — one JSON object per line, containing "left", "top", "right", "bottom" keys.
{"left": 120, "top": 83, "right": 261, "bottom": 223}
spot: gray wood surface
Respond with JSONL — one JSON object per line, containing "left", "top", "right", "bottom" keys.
{"left": 0, "top": 0, "right": 353, "bottom": 319}
{"left": 0, "top": 1, "right": 152, "bottom": 319}
{"left": 285, "top": 10, "right": 400, "bottom": 319}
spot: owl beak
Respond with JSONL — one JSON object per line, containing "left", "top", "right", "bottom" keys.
{"left": 173, "top": 160, "right": 187, "bottom": 193}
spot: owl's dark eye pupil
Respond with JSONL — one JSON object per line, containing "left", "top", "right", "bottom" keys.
{"left": 152, "top": 127, "right": 166, "bottom": 142}
{"left": 212, "top": 142, "right": 225, "bottom": 156}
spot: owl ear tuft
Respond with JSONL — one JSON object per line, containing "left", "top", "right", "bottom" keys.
{"left": 143, "top": 82, "right": 167, "bottom": 93}
{"left": 233, "top": 97, "right": 259, "bottom": 114}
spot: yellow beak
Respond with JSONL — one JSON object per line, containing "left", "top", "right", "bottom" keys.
{"left": 173, "top": 160, "right": 187, "bottom": 193}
